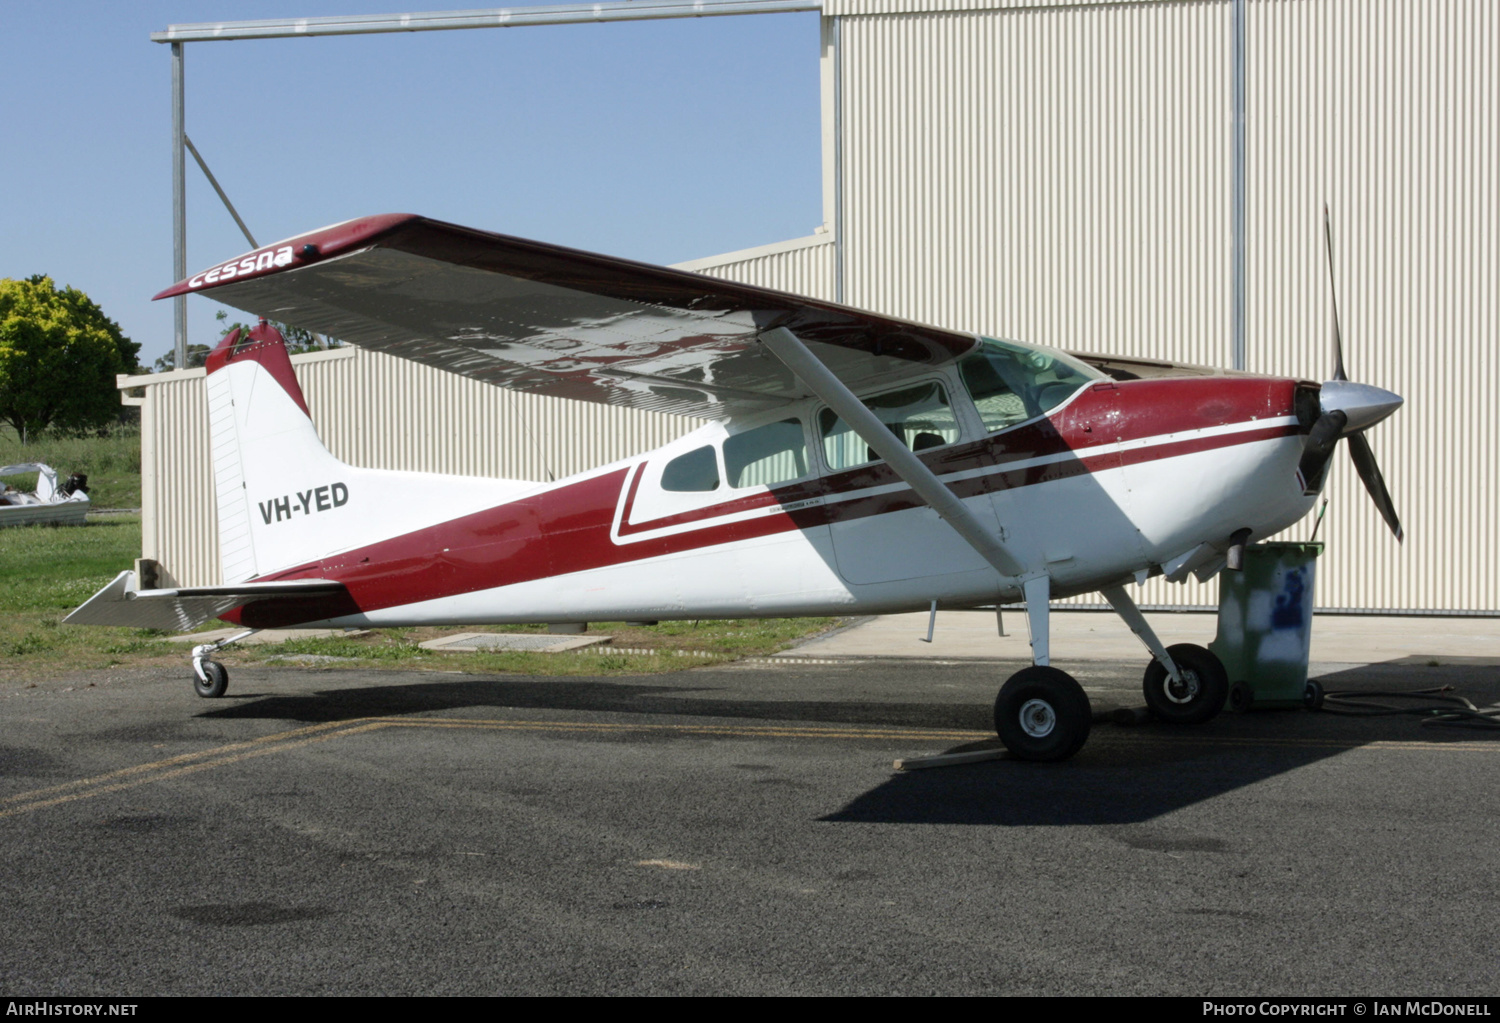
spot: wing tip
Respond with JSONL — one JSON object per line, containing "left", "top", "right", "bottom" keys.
{"left": 152, "top": 213, "right": 421, "bottom": 301}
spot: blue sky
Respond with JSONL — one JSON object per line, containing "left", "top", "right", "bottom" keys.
{"left": 0, "top": 1, "right": 823, "bottom": 369}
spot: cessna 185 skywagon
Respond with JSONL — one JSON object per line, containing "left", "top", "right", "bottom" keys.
{"left": 67, "top": 213, "right": 1403, "bottom": 761}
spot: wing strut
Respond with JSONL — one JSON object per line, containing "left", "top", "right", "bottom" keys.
{"left": 759, "top": 326, "right": 1024, "bottom": 580}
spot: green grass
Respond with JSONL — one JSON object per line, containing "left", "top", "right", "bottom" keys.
{"left": 0, "top": 514, "right": 842, "bottom": 682}
{"left": 0, "top": 515, "right": 159, "bottom": 669}
{"left": 0, "top": 424, "right": 141, "bottom": 509}
{"left": 0, "top": 514, "right": 142, "bottom": 614}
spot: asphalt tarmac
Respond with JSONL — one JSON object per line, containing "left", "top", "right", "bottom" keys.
{"left": 2, "top": 656, "right": 1498, "bottom": 996}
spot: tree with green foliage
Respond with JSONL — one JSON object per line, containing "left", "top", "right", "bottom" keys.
{"left": 151, "top": 344, "right": 211, "bottom": 374}
{"left": 0, "top": 276, "right": 142, "bottom": 442}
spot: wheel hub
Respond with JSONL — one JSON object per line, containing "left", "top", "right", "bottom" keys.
{"left": 1018, "top": 698, "right": 1056, "bottom": 738}
{"left": 1164, "top": 669, "right": 1201, "bottom": 704}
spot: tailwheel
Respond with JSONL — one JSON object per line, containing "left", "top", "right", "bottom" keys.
{"left": 1142, "top": 643, "right": 1227, "bottom": 725}
{"left": 994, "top": 666, "right": 1092, "bottom": 762}
{"left": 193, "top": 660, "right": 229, "bottom": 699}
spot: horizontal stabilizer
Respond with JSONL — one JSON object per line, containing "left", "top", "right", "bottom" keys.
{"left": 64, "top": 571, "right": 348, "bottom": 632}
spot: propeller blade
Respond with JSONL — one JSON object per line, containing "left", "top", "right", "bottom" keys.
{"left": 1297, "top": 410, "right": 1347, "bottom": 491}
{"left": 1346, "top": 431, "right": 1403, "bottom": 543}
{"left": 1324, "top": 203, "right": 1348, "bottom": 382}
{"left": 1320, "top": 206, "right": 1402, "bottom": 544}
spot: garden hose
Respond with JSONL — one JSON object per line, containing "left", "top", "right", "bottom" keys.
{"left": 1318, "top": 685, "right": 1500, "bottom": 731}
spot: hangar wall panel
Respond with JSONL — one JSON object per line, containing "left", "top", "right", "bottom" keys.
{"left": 824, "top": 0, "right": 1131, "bottom": 16}
{"left": 678, "top": 234, "right": 836, "bottom": 299}
{"left": 1241, "top": 0, "right": 1498, "bottom": 613}
{"left": 837, "top": 1, "right": 1233, "bottom": 610}
{"left": 138, "top": 370, "right": 216, "bottom": 590}
{"left": 838, "top": 2, "right": 1231, "bottom": 363}
{"left": 824, "top": 0, "right": 1497, "bottom": 612}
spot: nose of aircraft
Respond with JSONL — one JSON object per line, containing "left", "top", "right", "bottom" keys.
{"left": 1317, "top": 380, "right": 1404, "bottom": 435}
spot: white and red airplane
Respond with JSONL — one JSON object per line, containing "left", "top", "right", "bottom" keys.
{"left": 67, "top": 213, "right": 1403, "bottom": 761}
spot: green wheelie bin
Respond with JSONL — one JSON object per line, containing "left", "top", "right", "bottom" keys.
{"left": 1208, "top": 542, "right": 1325, "bottom": 711}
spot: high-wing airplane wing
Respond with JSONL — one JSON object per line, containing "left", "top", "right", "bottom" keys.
{"left": 156, "top": 214, "right": 980, "bottom": 420}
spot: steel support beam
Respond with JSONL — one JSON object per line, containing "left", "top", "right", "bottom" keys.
{"left": 152, "top": 0, "right": 820, "bottom": 43}
{"left": 185, "top": 136, "right": 258, "bottom": 249}
{"left": 171, "top": 42, "right": 187, "bottom": 371}
{"left": 831, "top": 14, "right": 844, "bottom": 304}
{"left": 759, "top": 326, "right": 1024, "bottom": 580}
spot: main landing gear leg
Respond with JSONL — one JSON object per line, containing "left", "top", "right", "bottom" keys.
{"left": 190, "top": 629, "right": 258, "bottom": 699}
{"left": 994, "top": 575, "right": 1092, "bottom": 762}
{"left": 1100, "top": 584, "right": 1227, "bottom": 725}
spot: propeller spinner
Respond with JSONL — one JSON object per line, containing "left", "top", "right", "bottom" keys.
{"left": 1296, "top": 206, "right": 1404, "bottom": 542}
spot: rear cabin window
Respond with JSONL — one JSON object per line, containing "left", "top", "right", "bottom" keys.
{"left": 819, "top": 382, "right": 959, "bottom": 470}
{"left": 723, "top": 418, "right": 809, "bottom": 489}
{"left": 660, "top": 445, "right": 720, "bottom": 492}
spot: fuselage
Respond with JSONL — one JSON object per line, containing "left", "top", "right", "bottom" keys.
{"left": 225, "top": 368, "right": 1319, "bottom": 631}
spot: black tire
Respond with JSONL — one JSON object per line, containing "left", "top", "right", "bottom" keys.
{"left": 194, "top": 661, "right": 229, "bottom": 699}
{"left": 1303, "top": 679, "right": 1325, "bottom": 711}
{"left": 994, "top": 666, "right": 1092, "bottom": 762}
{"left": 1142, "top": 643, "right": 1227, "bottom": 725}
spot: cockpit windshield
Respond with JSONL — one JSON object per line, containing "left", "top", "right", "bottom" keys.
{"left": 958, "top": 336, "right": 1104, "bottom": 433}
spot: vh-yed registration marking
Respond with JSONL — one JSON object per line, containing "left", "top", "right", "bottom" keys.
{"left": 258, "top": 482, "right": 350, "bottom": 524}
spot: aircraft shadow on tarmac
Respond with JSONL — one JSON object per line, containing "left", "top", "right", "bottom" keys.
{"left": 199, "top": 676, "right": 1001, "bottom": 730}
{"left": 199, "top": 661, "right": 1497, "bottom": 828}
{"left": 825, "top": 737, "right": 1343, "bottom": 827}
{"left": 829, "top": 660, "right": 1500, "bottom": 826}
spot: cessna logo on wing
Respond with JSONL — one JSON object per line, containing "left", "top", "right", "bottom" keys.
{"left": 258, "top": 483, "right": 349, "bottom": 525}
{"left": 189, "top": 245, "right": 295, "bottom": 289}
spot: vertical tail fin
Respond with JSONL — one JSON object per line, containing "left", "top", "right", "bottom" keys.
{"left": 205, "top": 323, "right": 532, "bottom": 583}
{"left": 206, "top": 322, "right": 341, "bottom": 582}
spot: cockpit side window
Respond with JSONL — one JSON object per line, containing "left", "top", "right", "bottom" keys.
{"left": 724, "top": 418, "right": 809, "bottom": 489}
{"left": 660, "top": 445, "right": 720, "bottom": 493}
{"left": 819, "top": 381, "right": 959, "bottom": 470}
{"left": 959, "top": 336, "right": 1102, "bottom": 433}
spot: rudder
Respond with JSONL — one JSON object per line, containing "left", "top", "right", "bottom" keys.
{"left": 204, "top": 322, "right": 530, "bottom": 583}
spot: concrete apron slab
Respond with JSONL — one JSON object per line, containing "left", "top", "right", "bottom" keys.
{"left": 419, "top": 632, "right": 612, "bottom": 654}
{"left": 780, "top": 609, "right": 1500, "bottom": 671}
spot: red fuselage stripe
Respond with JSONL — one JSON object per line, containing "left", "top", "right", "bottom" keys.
{"left": 227, "top": 377, "right": 1303, "bottom": 624}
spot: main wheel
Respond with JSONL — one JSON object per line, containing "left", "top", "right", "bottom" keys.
{"left": 1142, "top": 643, "right": 1227, "bottom": 725}
{"left": 994, "top": 666, "right": 1092, "bottom": 762}
{"left": 193, "top": 661, "right": 229, "bottom": 699}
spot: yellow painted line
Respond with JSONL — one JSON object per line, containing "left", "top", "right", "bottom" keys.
{"left": 385, "top": 717, "right": 988, "bottom": 743}
{"left": 0, "top": 716, "right": 985, "bottom": 820}
{"left": 0, "top": 721, "right": 384, "bottom": 820}
{"left": 0, "top": 719, "right": 363, "bottom": 807}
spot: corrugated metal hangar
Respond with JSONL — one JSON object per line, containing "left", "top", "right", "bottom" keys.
{"left": 125, "top": 0, "right": 1497, "bottom": 613}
